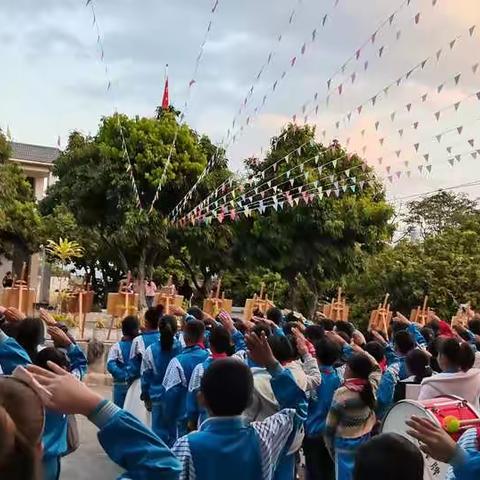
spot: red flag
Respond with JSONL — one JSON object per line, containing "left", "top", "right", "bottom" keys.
{"left": 162, "top": 76, "right": 169, "bottom": 110}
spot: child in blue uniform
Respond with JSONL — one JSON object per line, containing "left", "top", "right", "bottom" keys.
{"left": 172, "top": 331, "right": 307, "bottom": 480}
{"left": 142, "top": 314, "right": 183, "bottom": 440}
{"left": 107, "top": 315, "right": 139, "bottom": 407}
{"left": 128, "top": 308, "right": 161, "bottom": 379}
{"left": 162, "top": 319, "right": 209, "bottom": 445}
{"left": 0, "top": 327, "right": 31, "bottom": 373}
{"left": 187, "top": 325, "right": 232, "bottom": 429}
{"left": 304, "top": 336, "right": 342, "bottom": 480}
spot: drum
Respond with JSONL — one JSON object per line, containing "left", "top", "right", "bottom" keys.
{"left": 381, "top": 396, "right": 479, "bottom": 480}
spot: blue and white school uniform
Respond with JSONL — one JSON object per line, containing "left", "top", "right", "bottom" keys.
{"left": 141, "top": 338, "right": 183, "bottom": 440}
{"left": 162, "top": 345, "right": 209, "bottom": 445}
{"left": 0, "top": 330, "right": 31, "bottom": 373}
{"left": 107, "top": 339, "right": 133, "bottom": 407}
{"left": 89, "top": 400, "right": 181, "bottom": 480}
{"left": 446, "top": 427, "right": 480, "bottom": 480}
{"left": 42, "top": 343, "right": 88, "bottom": 480}
{"left": 172, "top": 363, "right": 307, "bottom": 480}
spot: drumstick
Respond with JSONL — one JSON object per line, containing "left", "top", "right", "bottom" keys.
{"left": 443, "top": 415, "right": 480, "bottom": 433}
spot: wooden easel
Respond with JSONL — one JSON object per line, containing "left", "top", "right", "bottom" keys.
{"left": 107, "top": 272, "right": 139, "bottom": 339}
{"left": 203, "top": 278, "right": 233, "bottom": 317}
{"left": 410, "top": 296, "right": 430, "bottom": 326}
{"left": 452, "top": 302, "right": 474, "bottom": 328}
{"left": 1, "top": 263, "right": 35, "bottom": 316}
{"left": 369, "top": 294, "right": 392, "bottom": 339}
{"left": 155, "top": 276, "right": 184, "bottom": 314}
{"left": 323, "top": 287, "right": 350, "bottom": 321}
{"left": 244, "top": 283, "right": 275, "bottom": 321}
{"left": 65, "top": 277, "right": 94, "bottom": 339}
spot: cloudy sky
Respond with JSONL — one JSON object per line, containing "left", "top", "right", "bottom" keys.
{"left": 1, "top": 0, "right": 480, "bottom": 204}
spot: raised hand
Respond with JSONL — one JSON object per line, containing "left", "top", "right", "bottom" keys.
{"left": 406, "top": 416, "right": 457, "bottom": 463}
{"left": 26, "top": 362, "right": 102, "bottom": 416}
{"left": 48, "top": 326, "right": 72, "bottom": 348}
{"left": 217, "top": 310, "right": 234, "bottom": 333}
{"left": 292, "top": 327, "right": 308, "bottom": 356}
{"left": 5, "top": 307, "right": 26, "bottom": 323}
{"left": 325, "top": 330, "right": 347, "bottom": 346}
{"left": 171, "top": 305, "right": 186, "bottom": 317}
{"left": 39, "top": 308, "right": 57, "bottom": 327}
{"left": 245, "top": 332, "right": 277, "bottom": 369}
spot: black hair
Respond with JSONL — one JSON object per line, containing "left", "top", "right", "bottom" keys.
{"left": 364, "top": 341, "right": 385, "bottom": 364}
{"left": 347, "top": 353, "right": 376, "bottom": 410}
{"left": 187, "top": 306, "right": 204, "bottom": 321}
{"left": 391, "top": 320, "right": 409, "bottom": 334}
{"left": 268, "top": 335, "right": 296, "bottom": 363}
{"left": 320, "top": 318, "right": 335, "bottom": 332}
{"left": 121, "top": 315, "right": 139, "bottom": 338}
{"left": 393, "top": 330, "right": 415, "bottom": 355}
{"left": 468, "top": 318, "right": 480, "bottom": 335}
{"left": 337, "top": 331, "right": 351, "bottom": 344}
{"left": 315, "top": 337, "right": 341, "bottom": 366}
{"left": 209, "top": 325, "right": 232, "bottom": 355}
{"left": 15, "top": 318, "right": 44, "bottom": 363}
{"left": 252, "top": 308, "right": 264, "bottom": 319}
{"left": 233, "top": 318, "right": 247, "bottom": 335}
{"left": 183, "top": 319, "right": 205, "bottom": 345}
{"left": 305, "top": 324, "right": 325, "bottom": 343}
{"left": 266, "top": 307, "right": 283, "bottom": 326}
{"left": 283, "top": 321, "right": 300, "bottom": 336}
{"left": 354, "top": 433, "right": 424, "bottom": 480}
{"left": 35, "top": 347, "right": 70, "bottom": 371}
{"left": 406, "top": 349, "right": 433, "bottom": 382}
{"left": 159, "top": 315, "right": 177, "bottom": 352}
{"left": 144, "top": 307, "right": 160, "bottom": 330}
{"left": 420, "top": 326, "right": 435, "bottom": 345}
{"left": 439, "top": 338, "right": 475, "bottom": 372}
{"left": 252, "top": 322, "right": 272, "bottom": 338}
{"left": 335, "top": 321, "right": 355, "bottom": 340}
{"left": 427, "top": 336, "right": 442, "bottom": 372}
{"left": 201, "top": 358, "right": 253, "bottom": 416}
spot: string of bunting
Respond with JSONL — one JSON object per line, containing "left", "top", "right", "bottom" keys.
{"left": 169, "top": 0, "right": 304, "bottom": 221}
{"left": 85, "top": 0, "right": 142, "bottom": 209}
{"left": 149, "top": 0, "right": 222, "bottom": 214}
{"left": 223, "top": 0, "right": 343, "bottom": 151}
{"left": 180, "top": 115, "right": 480, "bottom": 224}
{"left": 317, "top": 23, "right": 477, "bottom": 140}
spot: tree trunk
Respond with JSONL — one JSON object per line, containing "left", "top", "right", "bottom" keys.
{"left": 137, "top": 247, "right": 147, "bottom": 309}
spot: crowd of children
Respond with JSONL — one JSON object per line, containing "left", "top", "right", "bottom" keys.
{"left": 0, "top": 302, "right": 480, "bottom": 479}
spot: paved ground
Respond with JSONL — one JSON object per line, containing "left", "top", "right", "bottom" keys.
{"left": 61, "top": 385, "right": 124, "bottom": 479}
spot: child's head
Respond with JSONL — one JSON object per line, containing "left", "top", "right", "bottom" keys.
{"left": 159, "top": 315, "right": 177, "bottom": 352}
{"left": 438, "top": 337, "right": 475, "bottom": 372}
{"left": 420, "top": 326, "right": 435, "bottom": 345}
{"left": 335, "top": 321, "right": 354, "bottom": 341}
{"left": 121, "top": 315, "right": 140, "bottom": 338}
{"left": 345, "top": 353, "right": 376, "bottom": 409}
{"left": 252, "top": 322, "right": 272, "bottom": 338}
{"left": 268, "top": 335, "right": 296, "bottom": 364}
{"left": 393, "top": 330, "right": 415, "bottom": 356}
{"left": 364, "top": 341, "right": 385, "bottom": 364}
{"left": 144, "top": 308, "right": 160, "bottom": 330}
{"left": 315, "top": 337, "right": 341, "bottom": 366}
{"left": 200, "top": 358, "right": 253, "bottom": 416}
{"left": 406, "top": 349, "right": 432, "bottom": 381}
{"left": 304, "top": 324, "right": 325, "bottom": 344}
{"left": 35, "top": 347, "right": 70, "bottom": 372}
{"left": 354, "top": 433, "right": 423, "bottom": 480}
{"left": 183, "top": 319, "right": 205, "bottom": 346}
{"left": 209, "top": 326, "right": 232, "bottom": 355}
{"left": 468, "top": 317, "right": 480, "bottom": 335}
{"left": 15, "top": 318, "right": 44, "bottom": 363}
{"left": 266, "top": 307, "right": 283, "bottom": 326}
{"left": 320, "top": 318, "right": 335, "bottom": 332}
{"left": 187, "top": 306, "right": 204, "bottom": 321}
{"left": 0, "top": 376, "right": 45, "bottom": 479}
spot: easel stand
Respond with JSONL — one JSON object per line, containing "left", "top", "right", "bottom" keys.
{"left": 244, "top": 283, "right": 274, "bottom": 321}
{"left": 322, "top": 287, "right": 350, "bottom": 321}
{"left": 410, "top": 296, "right": 430, "bottom": 326}
{"left": 1, "top": 263, "right": 35, "bottom": 316}
{"left": 369, "top": 294, "right": 392, "bottom": 339}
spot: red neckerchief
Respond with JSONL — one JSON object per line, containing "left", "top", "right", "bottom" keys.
{"left": 379, "top": 358, "right": 387, "bottom": 373}
{"left": 344, "top": 378, "right": 368, "bottom": 393}
{"left": 211, "top": 352, "right": 228, "bottom": 360}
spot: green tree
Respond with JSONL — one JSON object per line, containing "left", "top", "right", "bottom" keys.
{"left": 403, "top": 191, "right": 478, "bottom": 239}
{"left": 230, "top": 124, "right": 394, "bottom": 316}
{"left": 0, "top": 131, "right": 42, "bottom": 259}
{"left": 41, "top": 112, "right": 226, "bottom": 302}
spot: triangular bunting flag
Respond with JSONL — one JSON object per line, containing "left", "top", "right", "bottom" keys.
{"left": 450, "top": 39, "right": 457, "bottom": 50}
{"left": 356, "top": 49, "right": 361, "bottom": 60}
{"left": 436, "top": 49, "right": 442, "bottom": 61}
{"left": 426, "top": 165, "right": 432, "bottom": 173}
{"left": 418, "top": 165, "right": 424, "bottom": 173}
{"left": 421, "top": 58, "right": 428, "bottom": 69}
{"left": 446, "top": 146, "right": 453, "bottom": 154}
{"left": 469, "top": 25, "right": 476, "bottom": 37}
{"left": 457, "top": 126, "right": 463, "bottom": 135}
{"left": 377, "top": 157, "right": 383, "bottom": 165}
{"left": 386, "top": 166, "right": 391, "bottom": 174}
{"left": 471, "top": 152, "right": 478, "bottom": 159}
{"left": 454, "top": 74, "right": 461, "bottom": 85}
{"left": 387, "top": 176, "right": 393, "bottom": 183}
{"left": 454, "top": 102, "right": 461, "bottom": 111}
{"left": 413, "top": 121, "right": 419, "bottom": 129}
{"left": 436, "top": 135, "right": 442, "bottom": 143}
{"left": 391, "top": 112, "right": 396, "bottom": 122}
{"left": 448, "top": 158, "right": 455, "bottom": 166}
{"left": 379, "top": 138, "right": 385, "bottom": 146}
{"left": 437, "top": 84, "right": 444, "bottom": 94}
{"left": 435, "top": 111, "right": 441, "bottom": 121}
{"left": 455, "top": 154, "right": 461, "bottom": 163}
{"left": 473, "top": 63, "right": 479, "bottom": 74}
{"left": 421, "top": 93, "right": 428, "bottom": 102}
{"left": 406, "top": 103, "right": 412, "bottom": 112}
{"left": 396, "top": 171, "right": 402, "bottom": 179}
{"left": 414, "top": 143, "right": 420, "bottom": 152}
{"left": 415, "top": 13, "right": 421, "bottom": 24}
{"left": 396, "top": 30, "right": 402, "bottom": 41}
{"left": 395, "top": 150, "right": 402, "bottom": 158}
{"left": 364, "top": 61, "right": 369, "bottom": 71}
{"left": 357, "top": 105, "right": 363, "bottom": 115}
{"left": 398, "top": 129, "right": 404, "bottom": 137}
{"left": 351, "top": 72, "right": 356, "bottom": 84}
{"left": 375, "top": 121, "right": 380, "bottom": 130}
{"left": 378, "top": 46, "right": 385, "bottom": 57}
{"left": 469, "top": 139, "right": 475, "bottom": 147}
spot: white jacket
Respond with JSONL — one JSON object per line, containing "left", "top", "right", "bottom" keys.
{"left": 418, "top": 368, "right": 480, "bottom": 411}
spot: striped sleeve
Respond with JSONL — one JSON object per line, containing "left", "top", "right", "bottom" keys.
{"left": 252, "top": 409, "right": 296, "bottom": 480}
{"left": 163, "top": 357, "right": 186, "bottom": 390}
{"left": 446, "top": 428, "right": 479, "bottom": 480}
{"left": 172, "top": 435, "right": 196, "bottom": 480}
{"left": 107, "top": 343, "right": 122, "bottom": 363}
{"left": 188, "top": 364, "right": 204, "bottom": 393}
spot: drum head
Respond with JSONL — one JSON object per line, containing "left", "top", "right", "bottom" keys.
{"left": 382, "top": 401, "right": 448, "bottom": 480}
